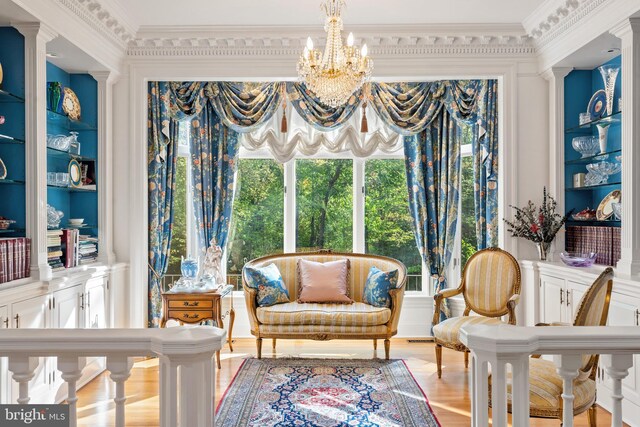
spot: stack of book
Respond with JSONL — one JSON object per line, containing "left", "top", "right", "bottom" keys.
{"left": 0, "top": 237, "right": 31, "bottom": 284}
{"left": 47, "top": 230, "right": 65, "bottom": 271}
{"left": 78, "top": 235, "right": 98, "bottom": 264}
{"left": 62, "top": 228, "right": 80, "bottom": 268}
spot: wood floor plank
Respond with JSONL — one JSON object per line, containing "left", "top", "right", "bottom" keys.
{"left": 75, "top": 338, "right": 620, "bottom": 426}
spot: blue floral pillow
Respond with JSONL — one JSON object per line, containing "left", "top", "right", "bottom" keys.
{"left": 243, "top": 263, "right": 290, "bottom": 307}
{"left": 363, "top": 266, "right": 399, "bottom": 308}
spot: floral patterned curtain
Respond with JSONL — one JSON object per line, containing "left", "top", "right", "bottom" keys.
{"left": 148, "top": 82, "right": 180, "bottom": 327}
{"left": 474, "top": 79, "right": 499, "bottom": 249}
{"left": 286, "top": 82, "right": 361, "bottom": 131}
{"left": 404, "top": 110, "right": 461, "bottom": 320}
{"left": 189, "top": 103, "right": 240, "bottom": 257}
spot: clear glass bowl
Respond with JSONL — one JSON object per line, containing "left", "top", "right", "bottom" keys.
{"left": 611, "top": 202, "right": 621, "bottom": 221}
{"left": 586, "top": 161, "right": 621, "bottom": 177}
{"left": 559, "top": 252, "right": 598, "bottom": 268}
{"left": 572, "top": 136, "right": 599, "bottom": 158}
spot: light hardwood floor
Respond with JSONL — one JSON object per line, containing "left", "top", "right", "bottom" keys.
{"left": 75, "top": 338, "right": 620, "bottom": 426}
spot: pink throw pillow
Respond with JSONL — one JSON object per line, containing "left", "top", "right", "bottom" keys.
{"left": 297, "top": 259, "right": 353, "bottom": 304}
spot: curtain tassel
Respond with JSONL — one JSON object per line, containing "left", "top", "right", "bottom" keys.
{"left": 360, "top": 102, "right": 368, "bottom": 133}
{"left": 280, "top": 98, "right": 288, "bottom": 133}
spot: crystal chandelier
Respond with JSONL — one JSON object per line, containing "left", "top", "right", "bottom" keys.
{"left": 297, "top": 0, "right": 373, "bottom": 108}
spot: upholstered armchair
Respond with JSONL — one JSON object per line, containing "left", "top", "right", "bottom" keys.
{"left": 432, "top": 247, "right": 521, "bottom": 378}
{"left": 489, "top": 267, "right": 614, "bottom": 426}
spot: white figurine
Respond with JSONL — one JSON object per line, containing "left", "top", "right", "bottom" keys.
{"left": 202, "top": 238, "right": 225, "bottom": 286}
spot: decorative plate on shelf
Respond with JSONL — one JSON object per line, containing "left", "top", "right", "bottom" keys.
{"left": 62, "top": 87, "right": 81, "bottom": 121}
{"left": 587, "top": 90, "right": 607, "bottom": 120}
{"left": 596, "top": 189, "right": 621, "bottom": 221}
{"left": 0, "top": 157, "right": 6, "bottom": 179}
{"left": 68, "top": 159, "right": 82, "bottom": 187}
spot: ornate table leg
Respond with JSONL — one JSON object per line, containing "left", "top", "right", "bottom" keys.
{"left": 228, "top": 307, "right": 235, "bottom": 352}
{"left": 215, "top": 298, "right": 223, "bottom": 369}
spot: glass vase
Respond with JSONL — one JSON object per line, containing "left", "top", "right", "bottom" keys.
{"left": 536, "top": 242, "right": 551, "bottom": 261}
{"left": 598, "top": 64, "right": 620, "bottom": 116}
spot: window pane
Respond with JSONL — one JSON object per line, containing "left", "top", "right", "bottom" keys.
{"left": 365, "top": 159, "right": 422, "bottom": 291}
{"left": 296, "top": 159, "right": 353, "bottom": 252}
{"left": 165, "top": 156, "right": 188, "bottom": 286}
{"left": 460, "top": 153, "right": 478, "bottom": 270}
{"left": 227, "top": 159, "right": 285, "bottom": 289}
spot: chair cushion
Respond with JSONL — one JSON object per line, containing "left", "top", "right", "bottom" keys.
{"left": 257, "top": 302, "right": 391, "bottom": 326}
{"left": 243, "top": 263, "right": 290, "bottom": 307}
{"left": 433, "top": 316, "right": 505, "bottom": 346}
{"left": 489, "top": 357, "right": 596, "bottom": 416}
{"left": 363, "top": 266, "right": 398, "bottom": 308}
{"left": 297, "top": 259, "right": 353, "bottom": 304}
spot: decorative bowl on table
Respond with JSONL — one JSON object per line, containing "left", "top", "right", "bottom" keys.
{"left": 572, "top": 136, "right": 599, "bottom": 158}
{"left": 0, "top": 219, "right": 16, "bottom": 230}
{"left": 571, "top": 208, "right": 596, "bottom": 221}
{"left": 559, "top": 252, "right": 598, "bottom": 268}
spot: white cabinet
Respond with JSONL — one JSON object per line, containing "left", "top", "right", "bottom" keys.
{"left": 539, "top": 274, "right": 590, "bottom": 325}
{"left": 85, "top": 277, "right": 108, "bottom": 329}
{"left": 11, "top": 295, "right": 51, "bottom": 403}
{"left": 0, "top": 305, "right": 8, "bottom": 404}
{"left": 52, "top": 284, "right": 84, "bottom": 329}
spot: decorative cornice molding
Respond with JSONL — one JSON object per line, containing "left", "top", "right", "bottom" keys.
{"left": 56, "top": 0, "right": 136, "bottom": 48}
{"left": 523, "top": 0, "right": 608, "bottom": 47}
{"left": 126, "top": 29, "right": 535, "bottom": 58}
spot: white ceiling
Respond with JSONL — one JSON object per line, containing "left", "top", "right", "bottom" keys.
{"left": 117, "top": 0, "right": 545, "bottom": 28}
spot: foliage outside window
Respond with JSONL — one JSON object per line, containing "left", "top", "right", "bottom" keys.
{"left": 166, "top": 159, "right": 188, "bottom": 277}
{"left": 296, "top": 159, "right": 353, "bottom": 252}
{"left": 460, "top": 153, "right": 478, "bottom": 270}
{"left": 365, "top": 159, "right": 422, "bottom": 291}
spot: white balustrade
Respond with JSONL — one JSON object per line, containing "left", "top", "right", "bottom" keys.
{"left": 0, "top": 326, "right": 225, "bottom": 427}
{"left": 461, "top": 324, "right": 640, "bottom": 427}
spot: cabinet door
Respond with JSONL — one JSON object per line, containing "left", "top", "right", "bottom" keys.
{"left": 85, "top": 277, "right": 107, "bottom": 329}
{"left": 52, "top": 285, "right": 83, "bottom": 329}
{"left": 11, "top": 295, "right": 51, "bottom": 403}
{"left": 540, "top": 275, "right": 565, "bottom": 324}
{"left": 566, "top": 281, "right": 587, "bottom": 322}
{"left": 0, "top": 305, "right": 8, "bottom": 404}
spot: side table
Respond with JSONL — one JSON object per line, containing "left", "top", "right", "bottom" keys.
{"left": 160, "top": 284, "right": 235, "bottom": 369}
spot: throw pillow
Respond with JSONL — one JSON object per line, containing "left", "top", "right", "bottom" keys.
{"left": 243, "top": 263, "right": 290, "bottom": 307}
{"left": 297, "top": 258, "right": 353, "bottom": 304}
{"left": 363, "top": 266, "right": 399, "bottom": 308}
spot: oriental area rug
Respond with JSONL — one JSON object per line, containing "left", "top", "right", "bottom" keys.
{"left": 216, "top": 358, "right": 440, "bottom": 427}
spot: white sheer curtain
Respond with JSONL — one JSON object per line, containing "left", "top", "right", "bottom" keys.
{"left": 241, "top": 103, "right": 402, "bottom": 162}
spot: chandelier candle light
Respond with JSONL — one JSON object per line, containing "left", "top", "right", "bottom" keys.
{"left": 297, "top": 0, "right": 373, "bottom": 108}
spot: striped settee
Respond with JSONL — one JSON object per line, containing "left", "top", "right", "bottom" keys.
{"left": 242, "top": 251, "right": 407, "bottom": 359}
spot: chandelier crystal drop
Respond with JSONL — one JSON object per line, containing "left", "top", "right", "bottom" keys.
{"left": 297, "top": 0, "right": 373, "bottom": 108}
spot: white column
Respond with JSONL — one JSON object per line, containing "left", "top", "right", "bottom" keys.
{"left": 470, "top": 351, "right": 489, "bottom": 427}
{"left": 90, "top": 71, "right": 119, "bottom": 265}
{"left": 490, "top": 358, "right": 508, "bottom": 427}
{"left": 508, "top": 355, "right": 530, "bottom": 427}
{"left": 353, "top": 158, "right": 365, "bottom": 253}
{"left": 14, "top": 23, "right": 58, "bottom": 281}
{"left": 57, "top": 356, "right": 87, "bottom": 427}
{"left": 541, "top": 67, "right": 572, "bottom": 260}
{"left": 178, "top": 355, "right": 215, "bottom": 427}
{"left": 8, "top": 356, "right": 39, "bottom": 404}
{"left": 283, "top": 160, "right": 296, "bottom": 252}
{"left": 612, "top": 18, "right": 640, "bottom": 275}
{"left": 554, "top": 354, "right": 582, "bottom": 427}
{"left": 159, "top": 356, "right": 179, "bottom": 427}
{"left": 601, "top": 354, "right": 634, "bottom": 427}
{"left": 106, "top": 356, "right": 134, "bottom": 427}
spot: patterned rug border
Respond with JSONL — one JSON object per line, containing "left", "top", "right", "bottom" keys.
{"left": 216, "top": 357, "right": 441, "bottom": 427}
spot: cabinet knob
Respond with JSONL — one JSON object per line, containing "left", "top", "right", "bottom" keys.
{"left": 14, "top": 314, "right": 19, "bottom": 329}
{"left": 80, "top": 293, "right": 85, "bottom": 310}
{"left": 635, "top": 309, "right": 639, "bottom": 326}
{"left": 566, "top": 290, "right": 571, "bottom": 307}
{"left": 560, "top": 289, "right": 564, "bottom": 305}
{"left": 2, "top": 317, "right": 8, "bottom": 328}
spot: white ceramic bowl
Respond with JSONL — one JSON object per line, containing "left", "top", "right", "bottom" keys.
{"left": 68, "top": 218, "right": 84, "bottom": 224}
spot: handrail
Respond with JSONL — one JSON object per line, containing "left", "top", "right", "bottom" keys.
{"left": 460, "top": 324, "right": 640, "bottom": 427}
{"left": 0, "top": 326, "right": 226, "bottom": 427}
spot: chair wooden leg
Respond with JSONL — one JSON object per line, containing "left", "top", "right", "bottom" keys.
{"left": 384, "top": 339, "right": 390, "bottom": 360}
{"left": 373, "top": 339, "right": 377, "bottom": 350}
{"left": 272, "top": 338, "right": 276, "bottom": 351}
{"left": 464, "top": 351, "right": 469, "bottom": 369}
{"left": 256, "top": 338, "right": 262, "bottom": 359}
{"left": 435, "top": 344, "right": 443, "bottom": 379}
{"left": 587, "top": 403, "right": 597, "bottom": 427}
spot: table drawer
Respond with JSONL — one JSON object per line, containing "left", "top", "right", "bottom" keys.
{"left": 168, "top": 300, "right": 214, "bottom": 309}
{"left": 168, "top": 310, "right": 214, "bottom": 322}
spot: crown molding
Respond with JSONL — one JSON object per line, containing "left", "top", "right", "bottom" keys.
{"left": 523, "top": 0, "right": 608, "bottom": 47}
{"left": 57, "top": 0, "right": 136, "bottom": 48}
{"left": 127, "top": 24, "right": 535, "bottom": 58}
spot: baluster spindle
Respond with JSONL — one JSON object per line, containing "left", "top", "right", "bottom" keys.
{"left": 8, "top": 356, "right": 38, "bottom": 404}
{"left": 509, "top": 355, "right": 530, "bottom": 427}
{"left": 554, "top": 354, "right": 582, "bottom": 427}
{"left": 470, "top": 351, "right": 489, "bottom": 427}
{"left": 491, "top": 358, "right": 508, "bottom": 427}
{"left": 57, "top": 356, "right": 86, "bottom": 427}
{"left": 159, "top": 356, "right": 179, "bottom": 427}
{"left": 601, "top": 354, "right": 634, "bottom": 427}
{"left": 106, "top": 356, "right": 134, "bottom": 427}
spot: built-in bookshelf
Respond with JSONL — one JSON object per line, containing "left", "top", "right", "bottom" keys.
{"left": 46, "top": 62, "right": 99, "bottom": 270}
{"left": 564, "top": 56, "right": 622, "bottom": 265}
{"left": 0, "top": 27, "right": 26, "bottom": 238}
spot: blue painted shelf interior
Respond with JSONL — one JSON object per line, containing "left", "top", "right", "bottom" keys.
{"left": 0, "top": 27, "right": 26, "bottom": 236}
{"left": 564, "top": 56, "right": 622, "bottom": 227}
{"left": 46, "top": 61, "right": 99, "bottom": 240}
